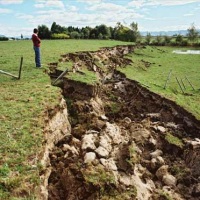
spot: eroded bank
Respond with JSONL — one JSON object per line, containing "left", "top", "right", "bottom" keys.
{"left": 40, "top": 45, "right": 200, "bottom": 200}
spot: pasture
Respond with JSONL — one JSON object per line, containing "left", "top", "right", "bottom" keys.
{"left": 0, "top": 39, "right": 200, "bottom": 199}
{"left": 0, "top": 39, "right": 130, "bottom": 199}
{"left": 121, "top": 45, "right": 200, "bottom": 119}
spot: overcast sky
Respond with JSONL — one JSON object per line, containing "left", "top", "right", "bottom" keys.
{"left": 0, "top": 0, "right": 200, "bottom": 37}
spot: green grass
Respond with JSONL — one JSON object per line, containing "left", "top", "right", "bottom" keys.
{"left": 67, "top": 69, "right": 99, "bottom": 85}
{"left": 120, "top": 45, "right": 200, "bottom": 119}
{"left": 165, "top": 133, "right": 184, "bottom": 148}
{"left": 1, "top": 40, "right": 200, "bottom": 199}
{"left": 0, "top": 39, "right": 131, "bottom": 199}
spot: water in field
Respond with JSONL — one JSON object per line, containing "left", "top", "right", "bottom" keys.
{"left": 173, "top": 50, "right": 200, "bottom": 54}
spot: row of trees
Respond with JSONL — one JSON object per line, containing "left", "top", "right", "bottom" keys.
{"left": 141, "top": 24, "right": 199, "bottom": 46}
{"left": 1, "top": 22, "right": 199, "bottom": 45}
{"left": 0, "top": 36, "right": 9, "bottom": 41}
{"left": 36, "top": 22, "right": 199, "bottom": 46}
{"left": 38, "top": 21, "right": 140, "bottom": 42}
{"left": 144, "top": 24, "right": 199, "bottom": 46}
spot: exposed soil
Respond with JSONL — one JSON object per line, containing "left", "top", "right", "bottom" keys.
{"left": 47, "top": 45, "right": 200, "bottom": 200}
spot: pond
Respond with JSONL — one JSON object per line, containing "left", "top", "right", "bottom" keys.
{"left": 173, "top": 50, "right": 200, "bottom": 54}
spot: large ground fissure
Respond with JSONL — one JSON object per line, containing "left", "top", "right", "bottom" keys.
{"left": 47, "top": 45, "right": 200, "bottom": 200}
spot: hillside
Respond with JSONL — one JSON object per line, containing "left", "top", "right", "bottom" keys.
{"left": 141, "top": 30, "right": 190, "bottom": 36}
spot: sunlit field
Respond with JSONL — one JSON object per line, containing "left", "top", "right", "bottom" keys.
{"left": 0, "top": 39, "right": 131, "bottom": 199}
{"left": 121, "top": 45, "right": 200, "bottom": 119}
{"left": 0, "top": 39, "right": 200, "bottom": 199}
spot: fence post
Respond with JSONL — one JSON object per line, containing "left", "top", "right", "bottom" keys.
{"left": 52, "top": 68, "right": 68, "bottom": 85}
{"left": 185, "top": 76, "right": 195, "bottom": 90}
{"left": 181, "top": 78, "right": 186, "bottom": 90}
{"left": 176, "top": 77, "right": 185, "bottom": 94}
{"left": 163, "top": 69, "right": 172, "bottom": 89}
{"left": 18, "top": 56, "right": 23, "bottom": 80}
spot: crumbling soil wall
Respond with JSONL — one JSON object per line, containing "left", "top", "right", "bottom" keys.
{"left": 45, "top": 45, "right": 200, "bottom": 200}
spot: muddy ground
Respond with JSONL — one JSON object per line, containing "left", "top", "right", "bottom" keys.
{"left": 47, "top": 45, "right": 200, "bottom": 200}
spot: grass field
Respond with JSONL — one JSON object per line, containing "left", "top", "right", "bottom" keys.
{"left": 1, "top": 40, "right": 200, "bottom": 199}
{"left": 0, "top": 39, "right": 131, "bottom": 199}
{"left": 120, "top": 45, "right": 200, "bottom": 119}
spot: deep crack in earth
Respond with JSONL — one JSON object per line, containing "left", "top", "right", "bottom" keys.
{"left": 46, "top": 45, "right": 200, "bottom": 200}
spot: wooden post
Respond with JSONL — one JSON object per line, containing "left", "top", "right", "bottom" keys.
{"left": 0, "top": 70, "right": 18, "bottom": 78}
{"left": 163, "top": 69, "right": 172, "bottom": 89}
{"left": 0, "top": 56, "right": 23, "bottom": 80}
{"left": 181, "top": 78, "right": 186, "bottom": 90}
{"left": 52, "top": 68, "right": 68, "bottom": 85}
{"left": 176, "top": 77, "right": 184, "bottom": 94}
{"left": 18, "top": 56, "right": 23, "bottom": 80}
{"left": 185, "top": 76, "right": 195, "bottom": 90}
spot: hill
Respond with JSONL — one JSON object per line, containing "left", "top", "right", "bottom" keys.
{"left": 141, "top": 30, "right": 190, "bottom": 36}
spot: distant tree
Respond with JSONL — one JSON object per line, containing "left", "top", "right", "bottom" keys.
{"left": 187, "top": 23, "right": 199, "bottom": 43}
{"left": 109, "top": 26, "right": 115, "bottom": 39}
{"left": 130, "top": 22, "right": 140, "bottom": 42}
{"left": 115, "top": 25, "right": 132, "bottom": 41}
{"left": 0, "top": 36, "right": 8, "bottom": 41}
{"left": 51, "top": 22, "right": 60, "bottom": 34}
{"left": 21, "top": 34, "right": 23, "bottom": 40}
{"left": 164, "top": 35, "right": 171, "bottom": 44}
{"left": 90, "top": 28, "right": 98, "bottom": 39}
{"left": 51, "top": 22, "right": 58, "bottom": 34}
{"left": 98, "top": 33, "right": 103, "bottom": 39}
{"left": 116, "top": 22, "right": 123, "bottom": 30}
{"left": 155, "top": 35, "right": 162, "bottom": 45}
{"left": 38, "top": 25, "right": 51, "bottom": 39}
{"left": 96, "top": 24, "right": 111, "bottom": 39}
{"left": 145, "top": 32, "right": 152, "bottom": 45}
{"left": 114, "top": 21, "right": 140, "bottom": 42}
{"left": 81, "top": 27, "right": 90, "bottom": 39}
{"left": 79, "top": 32, "right": 84, "bottom": 39}
{"left": 67, "top": 26, "right": 74, "bottom": 33}
{"left": 176, "top": 34, "right": 183, "bottom": 44}
{"left": 70, "top": 31, "right": 80, "bottom": 39}
{"left": 51, "top": 22, "right": 67, "bottom": 34}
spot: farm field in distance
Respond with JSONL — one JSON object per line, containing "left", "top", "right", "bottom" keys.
{"left": 120, "top": 45, "right": 200, "bottom": 120}
{"left": 0, "top": 39, "right": 200, "bottom": 199}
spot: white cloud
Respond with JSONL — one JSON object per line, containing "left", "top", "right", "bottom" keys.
{"left": 194, "top": 4, "right": 200, "bottom": 9}
{"left": 1, "top": 0, "right": 199, "bottom": 36}
{"left": 15, "top": 13, "right": 34, "bottom": 20}
{"left": 87, "top": 2, "right": 126, "bottom": 12}
{"left": 34, "top": 3, "right": 44, "bottom": 8}
{"left": 68, "top": 6, "right": 78, "bottom": 12}
{"left": 34, "top": 0, "right": 65, "bottom": 9}
{"left": 184, "top": 13, "right": 194, "bottom": 16}
{"left": 129, "top": 0, "right": 200, "bottom": 8}
{"left": 81, "top": 1, "right": 143, "bottom": 25}
{"left": 128, "top": 0, "right": 146, "bottom": 8}
{"left": 0, "top": 0, "right": 23, "bottom": 5}
{"left": 0, "top": 8, "right": 12, "bottom": 13}
{"left": 0, "top": 23, "right": 32, "bottom": 37}
{"left": 20, "top": 5, "right": 142, "bottom": 30}
{"left": 77, "top": 0, "right": 102, "bottom": 4}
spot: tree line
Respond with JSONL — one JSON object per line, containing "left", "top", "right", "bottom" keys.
{"left": 145, "top": 24, "right": 200, "bottom": 46}
{"left": 37, "top": 22, "right": 200, "bottom": 46}
{"left": 37, "top": 21, "right": 140, "bottom": 42}
{"left": 0, "top": 22, "right": 199, "bottom": 46}
{"left": 0, "top": 36, "right": 9, "bottom": 41}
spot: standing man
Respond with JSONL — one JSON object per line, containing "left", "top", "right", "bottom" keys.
{"left": 32, "top": 28, "right": 41, "bottom": 68}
